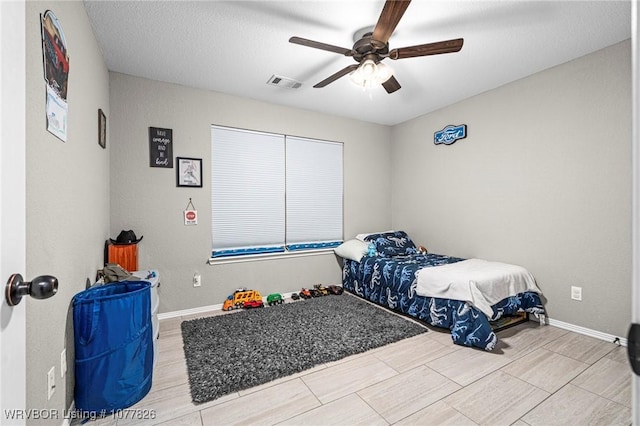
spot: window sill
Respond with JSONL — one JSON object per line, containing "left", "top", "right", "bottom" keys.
{"left": 207, "top": 248, "right": 336, "bottom": 265}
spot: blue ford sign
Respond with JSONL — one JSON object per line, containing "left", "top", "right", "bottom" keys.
{"left": 434, "top": 124, "right": 467, "bottom": 145}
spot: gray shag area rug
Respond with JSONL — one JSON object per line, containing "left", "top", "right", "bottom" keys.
{"left": 181, "top": 294, "right": 427, "bottom": 404}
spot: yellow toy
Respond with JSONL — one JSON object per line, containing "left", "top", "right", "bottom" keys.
{"left": 223, "top": 288, "right": 262, "bottom": 311}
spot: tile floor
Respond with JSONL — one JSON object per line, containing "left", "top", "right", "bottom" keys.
{"left": 88, "top": 297, "right": 633, "bottom": 425}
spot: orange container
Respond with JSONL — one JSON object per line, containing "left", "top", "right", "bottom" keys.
{"left": 107, "top": 243, "right": 138, "bottom": 272}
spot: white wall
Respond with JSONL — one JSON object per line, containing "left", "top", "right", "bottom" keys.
{"left": 25, "top": 1, "right": 110, "bottom": 419}
{"left": 391, "top": 40, "right": 632, "bottom": 338}
{"left": 109, "top": 73, "right": 392, "bottom": 313}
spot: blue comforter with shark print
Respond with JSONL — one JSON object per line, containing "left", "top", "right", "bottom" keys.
{"left": 342, "top": 253, "right": 545, "bottom": 351}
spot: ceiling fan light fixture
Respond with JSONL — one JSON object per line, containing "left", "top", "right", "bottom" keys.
{"left": 349, "top": 59, "right": 393, "bottom": 88}
{"left": 375, "top": 62, "right": 393, "bottom": 84}
{"left": 361, "top": 59, "right": 376, "bottom": 77}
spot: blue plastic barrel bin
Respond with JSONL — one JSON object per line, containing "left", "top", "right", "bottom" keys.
{"left": 72, "top": 281, "right": 153, "bottom": 413}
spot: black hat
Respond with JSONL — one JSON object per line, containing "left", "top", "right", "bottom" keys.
{"left": 110, "top": 230, "right": 143, "bottom": 245}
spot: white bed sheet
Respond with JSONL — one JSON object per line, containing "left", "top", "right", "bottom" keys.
{"left": 415, "top": 258, "right": 541, "bottom": 317}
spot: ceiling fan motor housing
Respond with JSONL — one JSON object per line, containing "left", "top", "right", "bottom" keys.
{"left": 352, "top": 32, "right": 389, "bottom": 63}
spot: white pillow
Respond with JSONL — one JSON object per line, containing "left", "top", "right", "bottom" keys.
{"left": 334, "top": 239, "right": 369, "bottom": 262}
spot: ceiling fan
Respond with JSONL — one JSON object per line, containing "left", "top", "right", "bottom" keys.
{"left": 289, "top": 0, "right": 463, "bottom": 94}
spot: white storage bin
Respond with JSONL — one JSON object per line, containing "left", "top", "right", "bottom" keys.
{"left": 133, "top": 270, "right": 160, "bottom": 369}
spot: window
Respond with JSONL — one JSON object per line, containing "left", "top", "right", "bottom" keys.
{"left": 211, "top": 125, "right": 343, "bottom": 258}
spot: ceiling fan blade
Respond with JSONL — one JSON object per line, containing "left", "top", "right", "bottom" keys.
{"left": 389, "top": 38, "right": 464, "bottom": 60}
{"left": 382, "top": 75, "right": 401, "bottom": 94}
{"left": 289, "top": 36, "right": 353, "bottom": 56}
{"left": 371, "top": 0, "right": 411, "bottom": 47}
{"left": 313, "top": 64, "right": 360, "bottom": 88}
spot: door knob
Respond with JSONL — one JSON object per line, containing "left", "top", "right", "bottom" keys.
{"left": 629, "top": 323, "right": 640, "bottom": 376}
{"left": 5, "top": 274, "right": 58, "bottom": 306}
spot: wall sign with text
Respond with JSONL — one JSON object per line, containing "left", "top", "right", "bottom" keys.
{"left": 149, "top": 127, "right": 173, "bottom": 167}
{"left": 434, "top": 124, "right": 467, "bottom": 146}
{"left": 184, "top": 198, "right": 197, "bottom": 225}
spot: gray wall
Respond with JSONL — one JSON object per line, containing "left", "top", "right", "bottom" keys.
{"left": 391, "top": 40, "right": 632, "bottom": 338}
{"left": 25, "top": 0, "right": 110, "bottom": 419}
{"left": 109, "top": 73, "right": 392, "bottom": 313}
{"left": 20, "top": 4, "right": 631, "bottom": 417}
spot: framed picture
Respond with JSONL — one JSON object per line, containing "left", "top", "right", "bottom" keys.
{"left": 149, "top": 127, "right": 173, "bottom": 168}
{"left": 98, "top": 109, "right": 106, "bottom": 149}
{"left": 176, "top": 157, "right": 202, "bottom": 187}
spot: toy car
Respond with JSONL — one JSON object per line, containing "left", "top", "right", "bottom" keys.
{"left": 313, "top": 284, "right": 330, "bottom": 296}
{"left": 291, "top": 292, "right": 300, "bottom": 300}
{"left": 223, "top": 288, "right": 262, "bottom": 311}
{"left": 243, "top": 299, "right": 264, "bottom": 309}
{"left": 327, "top": 285, "right": 344, "bottom": 295}
{"left": 267, "top": 293, "right": 284, "bottom": 306}
{"left": 299, "top": 288, "right": 312, "bottom": 299}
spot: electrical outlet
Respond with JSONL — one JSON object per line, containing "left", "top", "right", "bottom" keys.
{"left": 571, "top": 286, "right": 582, "bottom": 301}
{"left": 60, "top": 349, "right": 67, "bottom": 378}
{"left": 193, "top": 273, "right": 201, "bottom": 287}
{"left": 47, "top": 366, "right": 56, "bottom": 400}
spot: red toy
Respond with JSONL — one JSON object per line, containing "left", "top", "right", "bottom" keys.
{"left": 299, "top": 288, "right": 312, "bottom": 299}
{"left": 243, "top": 299, "right": 264, "bottom": 309}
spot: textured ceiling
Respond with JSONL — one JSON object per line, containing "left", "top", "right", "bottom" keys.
{"left": 84, "top": 1, "right": 632, "bottom": 126}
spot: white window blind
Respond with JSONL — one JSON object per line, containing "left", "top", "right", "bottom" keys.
{"left": 286, "top": 136, "right": 343, "bottom": 248}
{"left": 211, "top": 126, "right": 285, "bottom": 253}
{"left": 211, "top": 126, "right": 343, "bottom": 258}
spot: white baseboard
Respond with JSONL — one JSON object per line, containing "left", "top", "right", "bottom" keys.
{"left": 158, "top": 303, "right": 223, "bottom": 320}
{"left": 158, "top": 300, "right": 628, "bottom": 349}
{"left": 547, "top": 317, "right": 628, "bottom": 347}
{"left": 157, "top": 291, "right": 298, "bottom": 320}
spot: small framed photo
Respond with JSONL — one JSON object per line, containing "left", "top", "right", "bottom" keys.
{"left": 176, "top": 157, "right": 202, "bottom": 187}
{"left": 98, "top": 109, "right": 106, "bottom": 149}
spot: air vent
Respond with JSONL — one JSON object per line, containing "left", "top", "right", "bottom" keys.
{"left": 266, "top": 75, "right": 302, "bottom": 89}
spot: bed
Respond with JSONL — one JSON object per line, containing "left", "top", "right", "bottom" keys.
{"left": 337, "top": 231, "right": 545, "bottom": 351}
